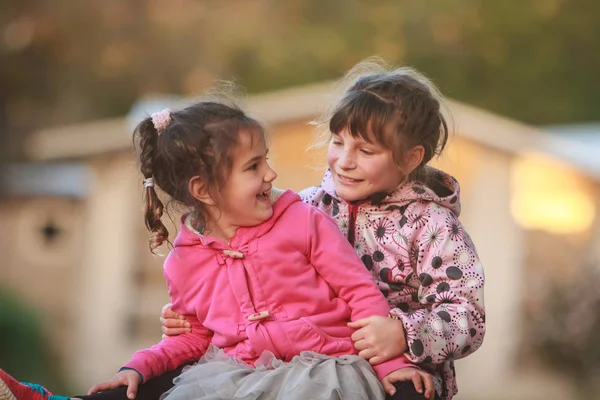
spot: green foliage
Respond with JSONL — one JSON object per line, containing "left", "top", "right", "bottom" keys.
{"left": 0, "top": 288, "right": 67, "bottom": 393}
{"left": 0, "top": 0, "right": 598, "bottom": 149}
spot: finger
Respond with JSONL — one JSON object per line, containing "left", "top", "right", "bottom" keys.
{"left": 161, "top": 326, "right": 191, "bottom": 337}
{"left": 357, "top": 348, "right": 377, "bottom": 361}
{"left": 88, "top": 380, "right": 120, "bottom": 395}
{"left": 411, "top": 373, "right": 423, "bottom": 394}
{"left": 368, "top": 355, "right": 385, "bottom": 366}
{"left": 160, "top": 302, "right": 173, "bottom": 317}
{"left": 350, "top": 327, "right": 366, "bottom": 342}
{"left": 88, "top": 382, "right": 111, "bottom": 395}
{"left": 160, "top": 317, "right": 192, "bottom": 329}
{"left": 353, "top": 339, "right": 369, "bottom": 351}
{"left": 159, "top": 315, "right": 191, "bottom": 334}
{"left": 423, "top": 374, "right": 434, "bottom": 400}
{"left": 88, "top": 384, "right": 100, "bottom": 395}
{"left": 127, "top": 375, "right": 139, "bottom": 399}
{"left": 347, "top": 317, "right": 371, "bottom": 329}
{"left": 161, "top": 305, "right": 184, "bottom": 320}
{"left": 159, "top": 315, "right": 190, "bottom": 329}
{"left": 380, "top": 376, "right": 396, "bottom": 396}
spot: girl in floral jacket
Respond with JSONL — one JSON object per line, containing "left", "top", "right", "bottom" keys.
{"left": 163, "top": 58, "right": 486, "bottom": 400}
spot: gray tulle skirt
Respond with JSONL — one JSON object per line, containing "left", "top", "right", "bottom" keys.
{"left": 161, "top": 345, "right": 385, "bottom": 400}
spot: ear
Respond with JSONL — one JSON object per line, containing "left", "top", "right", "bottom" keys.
{"left": 404, "top": 145, "right": 425, "bottom": 175}
{"left": 189, "top": 176, "right": 215, "bottom": 206}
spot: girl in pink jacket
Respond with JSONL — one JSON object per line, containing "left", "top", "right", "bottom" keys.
{"left": 0, "top": 97, "right": 435, "bottom": 400}
{"left": 162, "top": 59, "right": 486, "bottom": 399}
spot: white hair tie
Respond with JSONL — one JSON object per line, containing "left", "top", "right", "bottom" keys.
{"left": 143, "top": 177, "right": 154, "bottom": 188}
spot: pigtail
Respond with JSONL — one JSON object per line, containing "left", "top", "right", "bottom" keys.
{"left": 134, "top": 118, "right": 169, "bottom": 253}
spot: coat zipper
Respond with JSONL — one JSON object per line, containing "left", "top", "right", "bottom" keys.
{"left": 347, "top": 203, "right": 359, "bottom": 246}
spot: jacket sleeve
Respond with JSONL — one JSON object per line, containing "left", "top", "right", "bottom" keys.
{"left": 390, "top": 208, "right": 486, "bottom": 364}
{"left": 298, "top": 186, "right": 326, "bottom": 207}
{"left": 306, "top": 206, "right": 413, "bottom": 379}
{"left": 122, "top": 271, "right": 213, "bottom": 381}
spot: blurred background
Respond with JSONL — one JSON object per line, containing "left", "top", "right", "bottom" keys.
{"left": 1, "top": 1, "right": 599, "bottom": 399}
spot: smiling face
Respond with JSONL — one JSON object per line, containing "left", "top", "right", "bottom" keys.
{"left": 326, "top": 128, "right": 404, "bottom": 202}
{"left": 199, "top": 128, "right": 277, "bottom": 240}
{"left": 219, "top": 129, "right": 277, "bottom": 226}
{"left": 324, "top": 68, "right": 447, "bottom": 203}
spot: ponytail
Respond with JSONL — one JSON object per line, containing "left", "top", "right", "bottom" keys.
{"left": 134, "top": 118, "right": 169, "bottom": 252}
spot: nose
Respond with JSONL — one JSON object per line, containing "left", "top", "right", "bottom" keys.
{"left": 337, "top": 150, "right": 356, "bottom": 170}
{"left": 265, "top": 164, "right": 277, "bottom": 182}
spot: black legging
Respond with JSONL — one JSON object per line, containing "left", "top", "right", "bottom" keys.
{"left": 76, "top": 368, "right": 440, "bottom": 400}
{"left": 388, "top": 381, "right": 442, "bottom": 400}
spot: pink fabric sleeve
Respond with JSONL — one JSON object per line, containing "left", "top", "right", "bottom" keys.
{"left": 371, "top": 356, "right": 416, "bottom": 379}
{"left": 306, "top": 206, "right": 413, "bottom": 379}
{"left": 122, "top": 273, "right": 213, "bottom": 381}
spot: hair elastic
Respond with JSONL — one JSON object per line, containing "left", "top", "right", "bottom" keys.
{"left": 143, "top": 177, "right": 154, "bottom": 188}
{"left": 151, "top": 108, "right": 172, "bottom": 133}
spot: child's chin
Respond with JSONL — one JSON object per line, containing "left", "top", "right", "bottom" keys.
{"left": 260, "top": 208, "right": 274, "bottom": 221}
{"left": 335, "top": 188, "right": 364, "bottom": 202}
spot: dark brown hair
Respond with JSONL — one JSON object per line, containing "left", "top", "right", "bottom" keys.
{"left": 134, "top": 100, "right": 265, "bottom": 252}
{"left": 323, "top": 58, "right": 450, "bottom": 182}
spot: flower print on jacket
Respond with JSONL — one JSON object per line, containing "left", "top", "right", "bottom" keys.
{"left": 300, "top": 166, "right": 485, "bottom": 400}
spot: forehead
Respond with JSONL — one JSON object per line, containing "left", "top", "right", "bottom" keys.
{"left": 233, "top": 128, "right": 266, "bottom": 156}
{"left": 334, "top": 127, "right": 384, "bottom": 146}
{"left": 330, "top": 89, "right": 402, "bottom": 144}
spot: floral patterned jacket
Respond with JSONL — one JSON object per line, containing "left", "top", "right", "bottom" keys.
{"left": 299, "top": 167, "right": 486, "bottom": 399}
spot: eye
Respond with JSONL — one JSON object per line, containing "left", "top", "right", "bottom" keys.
{"left": 247, "top": 163, "right": 258, "bottom": 171}
{"left": 360, "top": 148, "right": 374, "bottom": 155}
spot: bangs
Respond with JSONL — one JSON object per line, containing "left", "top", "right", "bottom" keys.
{"left": 239, "top": 120, "right": 269, "bottom": 150}
{"left": 205, "top": 117, "right": 268, "bottom": 149}
{"left": 329, "top": 90, "right": 400, "bottom": 148}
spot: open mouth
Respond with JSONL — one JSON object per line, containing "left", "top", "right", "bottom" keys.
{"left": 256, "top": 189, "right": 270, "bottom": 202}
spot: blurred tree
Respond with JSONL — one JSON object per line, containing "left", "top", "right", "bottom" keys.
{"left": 0, "top": 288, "right": 69, "bottom": 393}
{"left": 0, "top": 0, "right": 598, "bottom": 160}
{"left": 531, "top": 264, "right": 600, "bottom": 399}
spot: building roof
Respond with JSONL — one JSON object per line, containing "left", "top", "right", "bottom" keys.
{"left": 24, "top": 81, "right": 600, "bottom": 181}
{"left": 0, "top": 163, "right": 90, "bottom": 198}
{"left": 540, "top": 123, "right": 600, "bottom": 179}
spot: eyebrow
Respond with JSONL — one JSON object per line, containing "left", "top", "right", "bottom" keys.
{"left": 242, "top": 150, "right": 269, "bottom": 168}
{"left": 334, "top": 132, "right": 376, "bottom": 146}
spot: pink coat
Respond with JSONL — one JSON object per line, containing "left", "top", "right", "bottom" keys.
{"left": 300, "top": 168, "right": 486, "bottom": 399}
{"left": 124, "top": 190, "right": 410, "bottom": 381}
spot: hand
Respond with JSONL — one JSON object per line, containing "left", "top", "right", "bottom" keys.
{"left": 88, "top": 370, "right": 142, "bottom": 399}
{"left": 348, "top": 316, "right": 407, "bottom": 365}
{"left": 381, "top": 367, "right": 435, "bottom": 400}
{"left": 160, "top": 303, "right": 190, "bottom": 338}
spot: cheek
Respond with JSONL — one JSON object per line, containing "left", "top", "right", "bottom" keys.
{"left": 365, "top": 159, "right": 396, "bottom": 181}
{"left": 326, "top": 146, "right": 338, "bottom": 168}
